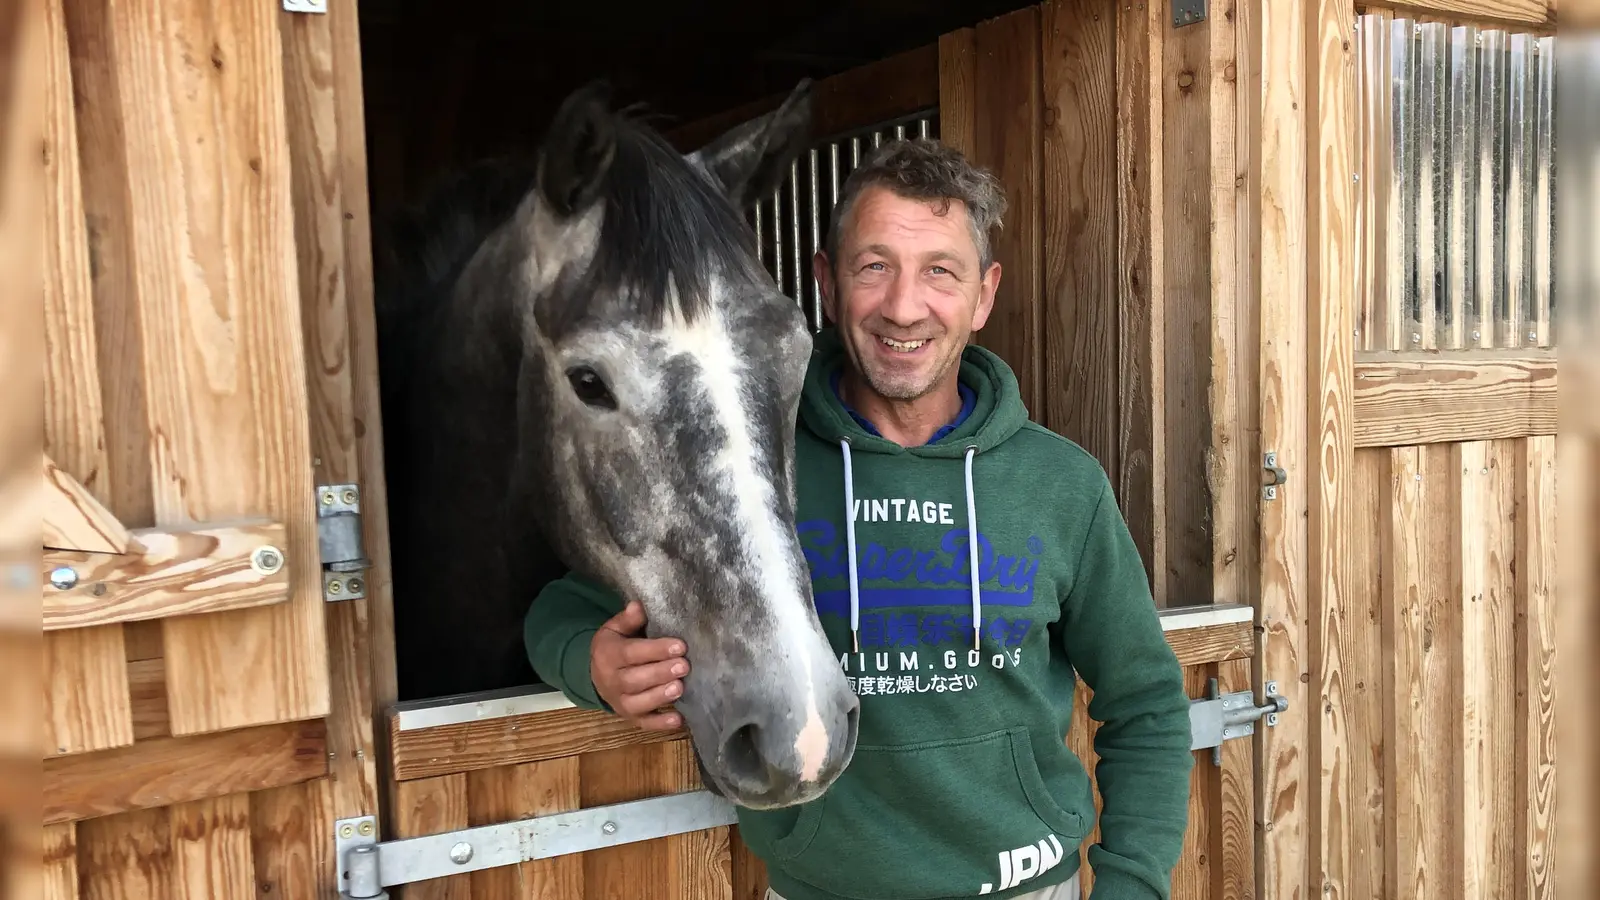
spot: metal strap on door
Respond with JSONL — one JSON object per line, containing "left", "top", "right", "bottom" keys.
{"left": 335, "top": 684, "right": 1285, "bottom": 897}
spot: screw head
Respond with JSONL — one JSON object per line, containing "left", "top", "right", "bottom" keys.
{"left": 251, "top": 546, "right": 284, "bottom": 575}
{"left": 602, "top": 821, "right": 618, "bottom": 835}
{"left": 342, "top": 489, "right": 357, "bottom": 504}
{"left": 450, "top": 842, "right": 473, "bottom": 865}
{"left": 339, "top": 823, "right": 355, "bottom": 839}
{"left": 328, "top": 579, "right": 343, "bottom": 595}
{"left": 1265, "top": 681, "right": 1279, "bottom": 695}
{"left": 358, "top": 821, "right": 375, "bottom": 836}
{"left": 347, "top": 578, "right": 364, "bottom": 594}
{"left": 321, "top": 490, "right": 336, "bottom": 506}
{"left": 48, "top": 566, "right": 78, "bottom": 590}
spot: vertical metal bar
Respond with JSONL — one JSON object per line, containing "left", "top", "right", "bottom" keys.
{"left": 851, "top": 136, "right": 862, "bottom": 169}
{"left": 919, "top": 117, "right": 930, "bottom": 139}
{"left": 1505, "top": 32, "right": 1535, "bottom": 349}
{"left": 1531, "top": 35, "right": 1553, "bottom": 346}
{"left": 1476, "top": 27, "right": 1508, "bottom": 348}
{"left": 1444, "top": 25, "right": 1479, "bottom": 349}
{"left": 807, "top": 148, "right": 821, "bottom": 329}
{"left": 1415, "top": 23, "right": 1447, "bottom": 350}
{"left": 790, "top": 160, "right": 802, "bottom": 307}
{"left": 1388, "top": 18, "right": 1418, "bottom": 349}
{"left": 754, "top": 201, "right": 765, "bottom": 266}
{"left": 894, "top": 124, "right": 906, "bottom": 141}
{"left": 771, "top": 186, "right": 784, "bottom": 293}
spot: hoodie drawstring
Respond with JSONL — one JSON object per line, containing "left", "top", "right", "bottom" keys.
{"left": 839, "top": 439, "right": 983, "bottom": 653}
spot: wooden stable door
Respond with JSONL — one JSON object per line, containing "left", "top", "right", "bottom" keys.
{"left": 40, "top": 0, "right": 389, "bottom": 894}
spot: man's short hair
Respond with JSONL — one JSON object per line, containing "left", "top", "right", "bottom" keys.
{"left": 824, "top": 138, "right": 1008, "bottom": 271}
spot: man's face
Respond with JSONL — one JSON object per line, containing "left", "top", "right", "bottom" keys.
{"left": 815, "top": 184, "right": 1001, "bottom": 402}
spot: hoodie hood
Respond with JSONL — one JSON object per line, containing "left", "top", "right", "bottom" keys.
{"left": 796, "top": 327, "right": 1032, "bottom": 652}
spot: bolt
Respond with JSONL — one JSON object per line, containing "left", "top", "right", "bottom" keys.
{"left": 1415, "top": 473, "right": 1423, "bottom": 482}
{"left": 450, "top": 842, "right": 473, "bottom": 865}
{"left": 602, "top": 821, "right": 618, "bottom": 835}
{"left": 1473, "top": 329, "right": 1481, "bottom": 340}
{"left": 347, "top": 578, "right": 364, "bottom": 593}
{"left": 48, "top": 567, "right": 78, "bottom": 590}
{"left": 1411, "top": 332, "right": 1421, "bottom": 343}
{"left": 252, "top": 546, "right": 284, "bottom": 574}
{"left": 1528, "top": 331, "right": 1537, "bottom": 342}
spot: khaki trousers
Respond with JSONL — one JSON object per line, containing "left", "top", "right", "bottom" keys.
{"left": 765, "top": 870, "right": 1082, "bottom": 900}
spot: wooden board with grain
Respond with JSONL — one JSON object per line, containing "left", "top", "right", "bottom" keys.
{"left": 1352, "top": 352, "right": 1558, "bottom": 447}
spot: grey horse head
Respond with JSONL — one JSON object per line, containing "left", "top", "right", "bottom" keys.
{"left": 460, "top": 80, "right": 859, "bottom": 808}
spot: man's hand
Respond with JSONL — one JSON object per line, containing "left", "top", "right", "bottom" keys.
{"left": 589, "top": 600, "right": 690, "bottom": 731}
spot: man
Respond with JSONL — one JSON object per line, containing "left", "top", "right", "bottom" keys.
{"left": 524, "top": 139, "right": 1192, "bottom": 900}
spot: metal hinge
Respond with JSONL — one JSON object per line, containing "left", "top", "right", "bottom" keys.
{"left": 317, "top": 483, "right": 371, "bottom": 602}
{"left": 1189, "top": 677, "right": 1288, "bottom": 766}
{"left": 1262, "top": 451, "right": 1288, "bottom": 500}
{"left": 335, "top": 790, "right": 736, "bottom": 897}
{"left": 1172, "top": 0, "right": 1206, "bottom": 27}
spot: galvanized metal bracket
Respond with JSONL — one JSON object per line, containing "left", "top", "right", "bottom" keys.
{"left": 1172, "top": 0, "right": 1206, "bottom": 27}
{"left": 1262, "top": 451, "right": 1288, "bottom": 500}
{"left": 1189, "top": 677, "right": 1287, "bottom": 766}
{"left": 317, "top": 483, "right": 371, "bottom": 602}
{"left": 334, "top": 789, "right": 737, "bottom": 893}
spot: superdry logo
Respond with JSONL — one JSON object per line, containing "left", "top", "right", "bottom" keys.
{"left": 978, "top": 834, "right": 1068, "bottom": 895}
{"left": 795, "top": 520, "right": 1043, "bottom": 616}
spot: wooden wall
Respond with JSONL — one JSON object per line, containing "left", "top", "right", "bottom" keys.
{"left": 936, "top": 0, "right": 1255, "bottom": 610}
{"left": 39, "top": 0, "right": 395, "bottom": 895}
{"left": 380, "top": 616, "right": 1255, "bottom": 900}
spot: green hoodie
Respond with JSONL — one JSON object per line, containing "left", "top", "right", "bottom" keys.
{"left": 524, "top": 328, "right": 1193, "bottom": 900}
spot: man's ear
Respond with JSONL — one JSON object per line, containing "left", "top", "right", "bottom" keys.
{"left": 688, "top": 79, "right": 814, "bottom": 209}
{"left": 537, "top": 80, "right": 618, "bottom": 218}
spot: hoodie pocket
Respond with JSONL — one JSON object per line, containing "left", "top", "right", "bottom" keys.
{"left": 758, "top": 726, "right": 1086, "bottom": 900}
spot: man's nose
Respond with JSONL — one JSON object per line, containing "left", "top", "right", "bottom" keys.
{"left": 877, "top": 271, "right": 925, "bottom": 325}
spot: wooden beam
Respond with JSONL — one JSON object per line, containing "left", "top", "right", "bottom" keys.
{"left": 1166, "top": 621, "right": 1255, "bottom": 666}
{"left": 1352, "top": 352, "right": 1557, "bottom": 446}
{"left": 1360, "top": 0, "right": 1554, "bottom": 26}
{"left": 42, "top": 455, "right": 136, "bottom": 555}
{"left": 42, "top": 521, "right": 290, "bottom": 631}
{"left": 43, "top": 718, "right": 327, "bottom": 825}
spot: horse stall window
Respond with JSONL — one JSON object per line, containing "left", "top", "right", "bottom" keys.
{"left": 356, "top": 3, "right": 996, "bottom": 712}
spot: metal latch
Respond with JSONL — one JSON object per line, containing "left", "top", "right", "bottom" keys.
{"left": 1262, "top": 451, "right": 1288, "bottom": 500}
{"left": 1172, "top": 0, "right": 1206, "bottom": 27}
{"left": 317, "top": 483, "right": 371, "bottom": 602}
{"left": 335, "top": 790, "right": 736, "bottom": 897}
{"left": 1189, "top": 677, "right": 1287, "bottom": 766}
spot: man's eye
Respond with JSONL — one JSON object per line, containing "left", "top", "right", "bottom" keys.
{"left": 566, "top": 366, "right": 617, "bottom": 410}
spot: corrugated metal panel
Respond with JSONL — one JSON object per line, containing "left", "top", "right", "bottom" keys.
{"left": 1354, "top": 15, "right": 1556, "bottom": 351}
{"left": 750, "top": 110, "right": 940, "bottom": 330}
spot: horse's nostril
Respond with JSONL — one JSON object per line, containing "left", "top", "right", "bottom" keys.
{"left": 721, "top": 722, "right": 765, "bottom": 783}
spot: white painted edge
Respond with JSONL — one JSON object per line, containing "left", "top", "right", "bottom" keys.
{"left": 1158, "top": 602, "right": 1256, "bottom": 632}
{"left": 394, "top": 684, "right": 578, "bottom": 732}
{"left": 395, "top": 604, "right": 1259, "bottom": 730}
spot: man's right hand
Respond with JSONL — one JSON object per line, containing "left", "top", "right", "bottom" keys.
{"left": 589, "top": 599, "right": 690, "bottom": 732}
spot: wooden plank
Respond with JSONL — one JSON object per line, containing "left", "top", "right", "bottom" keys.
{"left": 77, "top": 808, "right": 176, "bottom": 900}
{"left": 393, "top": 774, "right": 472, "bottom": 900}
{"left": 1040, "top": 0, "right": 1119, "bottom": 485}
{"left": 99, "top": 0, "right": 328, "bottom": 735}
{"left": 1308, "top": 0, "right": 1358, "bottom": 898}
{"left": 1383, "top": 446, "right": 1426, "bottom": 900}
{"left": 1517, "top": 435, "right": 1555, "bottom": 899}
{"left": 466, "top": 758, "right": 584, "bottom": 899}
{"left": 42, "top": 823, "right": 78, "bottom": 900}
{"left": 277, "top": 0, "right": 385, "bottom": 858}
{"left": 1254, "top": 0, "right": 1310, "bottom": 896}
{"left": 1345, "top": 451, "right": 1386, "bottom": 897}
{"left": 1365, "top": 0, "right": 1554, "bottom": 25}
{"left": 1216, "top": 657, "right": 1254, "bottom": 900}
{"left": 937, "top": 29, "right": 976, "bottom": 192}
{"left": 170, "top": 795, "right": 255, "bottom": 899}
{"left": 1172, "top": 665, "right": 1215, "bottom": 900}
{"left": 1353, "top": 353, "right": 1558, "bottom": 446}
{"left": 1115, "top": 0, "right": 1166, "bottom": 600}
{"left": 1165, "top": 621, "right": 1254, "bottom": 666}
{"left": 43, "top": 521, "right": 289, "bottom": 631}
{"left": 390, "top": 705, "right": 684, "bottom": 783}
{"left": 42, "top": 628, "right": 133, "bottom": 757}
{"left": 1161, "top": 0, "right": 1215, "bottom": 609}
{"left": 969, "top": 7, "right": 1044, "bottom": 419}
{"left": 42, "top": 455, "right": 135, "bottom": 555}
{"left": 248, "top": 778, "right": 332, "bottom": 900}
{"left": 43, "top": 719, "right": 328, "bottom": 825}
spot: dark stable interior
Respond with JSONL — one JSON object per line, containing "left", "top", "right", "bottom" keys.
{"left": 358, "top": 0, "right": 1033, "bottom": 702}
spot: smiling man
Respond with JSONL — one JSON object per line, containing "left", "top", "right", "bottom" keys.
{"left": 524, "top": 139, "right": 1193, "bottom": 900}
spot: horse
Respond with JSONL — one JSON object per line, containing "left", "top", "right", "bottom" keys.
{"left": 371, "top": 79, "right": 859, "bottom": 810}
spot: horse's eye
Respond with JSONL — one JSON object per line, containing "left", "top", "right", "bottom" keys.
{"left": 566, "top": 366, "right": 617, "bottom": 410}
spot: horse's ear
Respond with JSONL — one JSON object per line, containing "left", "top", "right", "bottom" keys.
{"left": 538, "top": 81, "right": 618, "bottom": 218}
{"left": 689, "top": 78, "right": 814, "bottom": 209}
